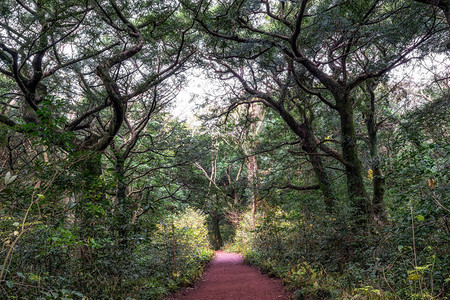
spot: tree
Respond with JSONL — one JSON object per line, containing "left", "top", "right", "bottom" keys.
{"left": 186, "top": 0, "right": 446, "bottom": 226}
{"left": 0, "top": 1, "right": 196, "bottom": 296}
{"left": 211, "top": 58, "right": 339, "bottom": 212}
{"left": 0, "top": 0, "right": 193, "bottom": 152}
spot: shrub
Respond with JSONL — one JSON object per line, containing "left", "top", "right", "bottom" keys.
{"left": 135, "top": 207, "right": 214, "bottom": 299}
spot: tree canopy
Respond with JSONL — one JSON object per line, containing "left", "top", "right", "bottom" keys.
{"left": 1, "top": 0, "right": 448, "bottom": 299}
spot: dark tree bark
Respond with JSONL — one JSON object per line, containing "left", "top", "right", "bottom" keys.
{"left": 414, "top": 0, "right": 450, "bottom": 23}
{"left": 364, "top": 84, "right": 386, "bottom": 224}
{"left": 414, "top": 0, "right": 450, "bottom": 47}
{"left": 75, "top": 153, "right": 105, "bottom": 273}
{"left": 211, "top": 213, "right": 223, "bottom": 250}
{"left": 300, "top": 124, "right": 337, "bottom": 213}
{"left": 337, "top": 96, "right": 369, "bottom": 221}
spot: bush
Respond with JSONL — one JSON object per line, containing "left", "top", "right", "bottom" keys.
{"left": 134, "top": 208, "right": 214, "bottom": 299}
{"left": 228, "top": 202, "right": 448, "bottom": 299}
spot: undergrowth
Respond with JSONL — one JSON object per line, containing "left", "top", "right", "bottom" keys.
{"left": 225, "top": 207, "right": 448, "bottom": 300}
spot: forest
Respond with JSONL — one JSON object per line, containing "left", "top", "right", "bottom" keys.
{"left": 0, "top": 0, "right": 448, "bottom": 299}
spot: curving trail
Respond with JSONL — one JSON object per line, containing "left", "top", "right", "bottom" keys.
{"left": 171, "top": 251, "right": 292, "bottom": 300}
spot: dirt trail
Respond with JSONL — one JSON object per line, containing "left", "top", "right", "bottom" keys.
{"left": 171, "top": 251, "right": 292, "bottom": 300}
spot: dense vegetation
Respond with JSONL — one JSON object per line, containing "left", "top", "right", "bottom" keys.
{"left": 0, "top": 0, "right": 448, "bottom": 299}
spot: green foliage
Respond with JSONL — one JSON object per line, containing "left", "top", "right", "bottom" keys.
{"left": 0, "top": 122, "right": 214, "bottom": 298}
{"left": 229, "top": 191, "right": 448, "bottom": 299}
{"left": 132, "top": 208, "right": 214, "bottom": 299}
{"left": 1, "top": 1, "right": 448, "bottom": 299}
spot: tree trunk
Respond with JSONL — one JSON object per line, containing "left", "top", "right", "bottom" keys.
{"left": 245, "top": 103, "right": 264, "bottom": 228}
{"left": 211, "top": 213, "right": 223, "bottom": 250}
{"left": 337, "top": 97, "right": 369, "bottom": 225}
{"left": 300, "top": 124, "right": 336, "bottom": 213}
{"left": 75, "top": 153, "right": 104, "bottom": 277}
{"left": 115, "top": 155, "right": 130, "bottom": 250}
{"left": 271, "top": 102, "right": 336, "bottom": 212}
{"left": 247, "top": 154, "right": 258, "bottom": 229}
{"left": 77, "top": 153, "right": 104, "bottom": 231}
{"left": 365, "top": 85, "right": 386, "bottom": 224}
{"left": 112, "top": 153, "right": 134, "bottom": 290}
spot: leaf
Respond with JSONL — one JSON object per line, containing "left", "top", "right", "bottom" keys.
{"left": 6, "top": 280, "right": 14, "bottom": 288}
{"left": 372, "top": 289, "right": 381, "bottom": 296}
{"left": 72, "top": 291, "right": 84, "bottom": 298}
{"left": 37, "top": 194, "right": 45, "bottom": 200}
{"left": 415, "top": 264, "right": 431, "bottom": 271}
{"left": 408, "top": 273, "right": 421, "bottom": 281}
{"left": 13, "top": 222, "right": 20, "bottom": 227}
{"left": 4, "top": 171, "right": 11, "bottom": 183}
{"left": 9, "top": 175, "right": 17, "bottom": 184}
{"left": 416, "top": 215, "right": 425, "bottom": 221}
{"left": 4, "top": 172, "right": 17, "bottom": 185}
{"left": 17, "top": 272, "right": 25, "bottom": 279}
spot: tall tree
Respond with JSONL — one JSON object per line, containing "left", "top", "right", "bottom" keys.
{"left": 0, "top": 0, "right": 193, "bottom": 152}
{"left": 186, "top": 0, "right": 446, "bottom": 225}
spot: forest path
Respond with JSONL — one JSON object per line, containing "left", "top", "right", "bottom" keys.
{"left": 170, "top": 251, "right": 292, "bottom": 300}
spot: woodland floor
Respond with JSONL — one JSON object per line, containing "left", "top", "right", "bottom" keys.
{"left": 170, "top": 251, "right": 292, "bottom": 300}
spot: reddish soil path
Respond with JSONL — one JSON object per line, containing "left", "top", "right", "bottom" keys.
{"left": 171, "top": 251, "right": 292, "bottom": 300}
